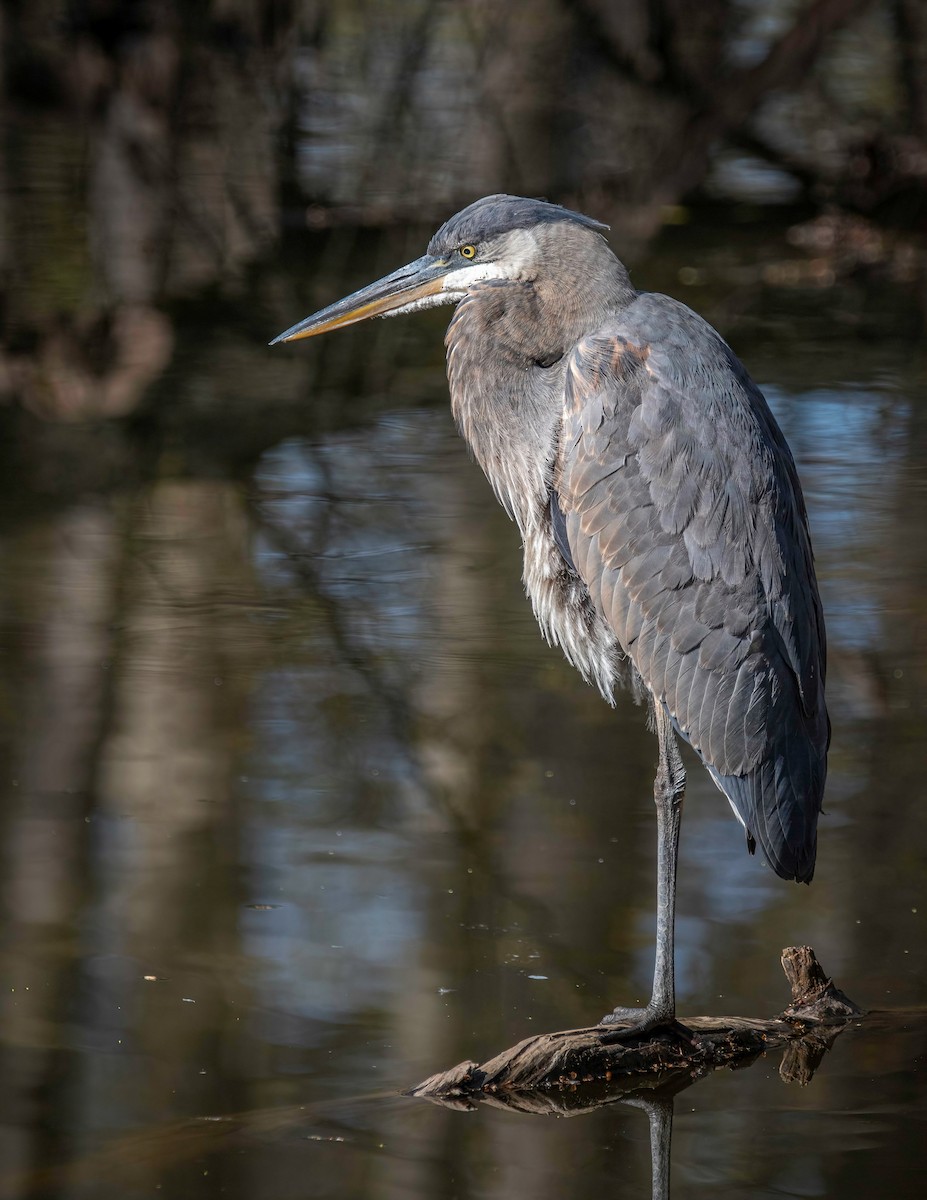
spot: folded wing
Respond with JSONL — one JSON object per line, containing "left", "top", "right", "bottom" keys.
{"left": 556, "top": 294, "right": 829, "bottom": 882}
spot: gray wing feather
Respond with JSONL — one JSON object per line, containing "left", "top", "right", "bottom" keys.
{"left": 557, "top": 294, "right": 828, "bottom": 882}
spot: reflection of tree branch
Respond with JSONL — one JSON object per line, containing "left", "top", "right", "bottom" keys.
{"left": 456, "top": 4, "right": 530, "bottom": 195}
{"left": 249, "top": 469, "right": 622, "bottom": 993}
{"left": 725, "top": 0, "right": 875, "bottom": 116}
{"left": 659, "top": 0, "right": 877, "bottom": 201}
{"left": 356, "top": 0, "right": 444, "bottom": 201}
{"left": 568, "top": 0, "right": 878, "bottom": 212}
{"left": 248, "top": 499, "right": 423, "bottom": 773}
{"left": 568, "top": 0, "right": 668, "bottom": 89}
{"left": 726, "top": 128, "right": 823, "bottom": 198}
{"left": 894, "top": 0, "right": 927, "bottom": 139}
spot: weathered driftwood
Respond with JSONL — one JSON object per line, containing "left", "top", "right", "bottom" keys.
{"left": 409, "top": 946, "right": 864, "bottom": 1106}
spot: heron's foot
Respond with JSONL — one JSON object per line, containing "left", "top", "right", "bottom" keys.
{"left": 597, "top": 1005, "right": 696, "bottom": 1046}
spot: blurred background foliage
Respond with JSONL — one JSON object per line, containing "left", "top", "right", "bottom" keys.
{"left": 0, "top": 0, "right": 925, "bottom": 431}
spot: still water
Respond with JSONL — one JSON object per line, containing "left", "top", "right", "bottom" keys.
{"left": 1, "top": 217, "right": 926, "bottom": 1197}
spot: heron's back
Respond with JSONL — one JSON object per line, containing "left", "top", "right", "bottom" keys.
{"left": 555, "top": 293, "right": 828, "bottom": 881}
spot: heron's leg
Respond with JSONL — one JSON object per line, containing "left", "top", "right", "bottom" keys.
{"left": 599, "top": 702, "right": 687, "bottom": 1035}
{"left": 649, "top": 703, "right": 686, "bottom": 1019}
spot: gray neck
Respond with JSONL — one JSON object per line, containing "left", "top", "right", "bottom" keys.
{"left": 444, "top": 236, "right": 635, "bottom": 529}
{"left": 446, "top": 301, "right": 564, "bottom": 528}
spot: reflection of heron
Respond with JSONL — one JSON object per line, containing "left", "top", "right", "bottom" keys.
{"left": 273, "top": 194, "right": 829, "bottom": 1036}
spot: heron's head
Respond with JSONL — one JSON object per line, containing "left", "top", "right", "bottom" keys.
{"left": 270, "top": 195, "right": 621, "bottom": 345}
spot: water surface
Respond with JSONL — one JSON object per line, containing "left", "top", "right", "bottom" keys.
{"left": 1, "top": 175, "right": 926, "bottom": 1200}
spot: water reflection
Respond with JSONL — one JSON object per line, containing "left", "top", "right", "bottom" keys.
{"left": 2, "top": 340, "right": 926, "bottom": 1195}
{"left": 2, "top": 1, "right": 927, "bottom": 1193}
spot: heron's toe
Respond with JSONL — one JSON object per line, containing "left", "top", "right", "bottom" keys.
{"left": 598, "top": 1004, "right": 651, "bottom": 1028}
{"left": 597, "top": 1005, "right": 695, "bottom": 1045}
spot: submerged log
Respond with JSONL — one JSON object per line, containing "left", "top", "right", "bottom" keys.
{"left": 409, "top": 946, "right": 864, "bottom": 1103}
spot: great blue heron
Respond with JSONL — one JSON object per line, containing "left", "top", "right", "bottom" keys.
{"left": 272, "top": 194, "right": 829, "bottom": 1037}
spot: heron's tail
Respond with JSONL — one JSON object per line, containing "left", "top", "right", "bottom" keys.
{"left": 709, "top": 738, "right": 825, "bottom": 883}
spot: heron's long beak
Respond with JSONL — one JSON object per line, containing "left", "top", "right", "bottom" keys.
{"left": 270, "top": 254, "right": 455, "bottom": 344}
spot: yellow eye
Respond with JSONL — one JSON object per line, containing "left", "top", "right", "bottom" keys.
{"left": 460, "top": 245, "right": 477, "bottom": 259}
